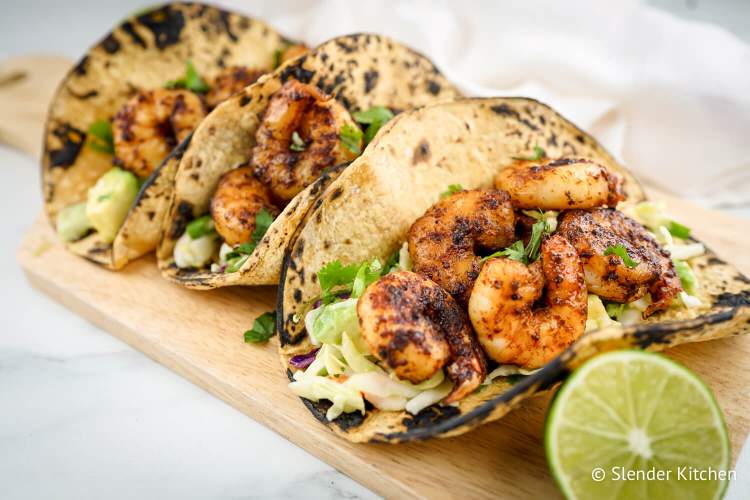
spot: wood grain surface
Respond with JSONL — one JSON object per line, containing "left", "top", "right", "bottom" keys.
{"left": 18, "top": 188, "right": 750, "bottom": 498}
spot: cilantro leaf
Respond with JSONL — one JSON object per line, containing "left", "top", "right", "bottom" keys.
{"left": 244, "top": 311, "right": 276, "bottom": 343}
{"left": 318, "top": 260, "right": 359, "bottom": 300}
{"left": 604, "top": 244, "right": 639, "bottom": 269}
{"left": 512, "top": 145, "right": 546, "bottom": 161}
{"left": 525, "top": 220, "right": 548, "bottom": 262}
{"left": 440, "top": 184, "right": 464, "bottom": 198}
{"left": 668, "top": 220, "right": 691, "bottom": 240}
{"left": 352, "top": 106, "right": 393, "bottom": 124}
{"left": 481, "top": 219, "right": 553, "bottom": 265}
{"left": 289, "top": 131, "right": 306, "bottom": 152}
{"left": 165, "top": 60, "right": 208, "bottom": 93}
{"left": 186, "top": 215, "right": 214, "bottom": 239}
{"left": 353, "top": 106, "right": 394, "bottom": 145}
{"left": 482, "top": 240, "right": 526, "bottom": 263}
{"left": 87, "top": 120, "right": 114, "bottom": 155}
{"left": 351, "top": 259, "right": 383, "bottom": 298}
{"left": 339, "top": 124, "right": 363, "bottom": 154}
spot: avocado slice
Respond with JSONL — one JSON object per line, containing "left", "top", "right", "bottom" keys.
{"left": 86, "top": 167, "right": 139, "bottom": 244}
{"left": 56, "top": 202, "right": 93, "bottom": 242}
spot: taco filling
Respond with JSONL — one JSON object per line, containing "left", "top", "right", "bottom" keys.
{"left": 56, "top": 47, "right": 306, "bottom": 246}
{"left": 287, "top": 156, "right": 705, "bottom": 419}
{"left": 173, "top": 80, "right": 395, "bottom": 273}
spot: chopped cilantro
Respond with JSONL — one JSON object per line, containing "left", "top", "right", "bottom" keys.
{"left": 317, "top": 257, "right": 391, "bottom": 303}
{"left": 512, "top": 145, "right": 546, "bottom": 161}
{"left": 353, "top": 106, "right": 394, "bottom": 144}
{"left": 186, "top": 215, "right": 214, "bottom": 239}
{"left": 339, "top": 124, "right": 363, "bottom": 155}
{"left": 440, "top": 184, "right": 464, "bottom": 198}
{"left": 668, "top": 220, "right": 691, "bottom": 240}
{"left": 244, "top": 311, "right": 276, "bottom": 343}
{"left": 351, "top": 259, "right": 383, "bottom": 298}
{"left": 289, "top": 131, "right": 306, "bottom": 152}
{"left": 482, "top": 219, "right": 553, "bottom": 265}
{"left": 164, "top": 60, "right": 209, "bottom": 93}
{"left": 604, "top": 244, "right": 639, "bottom": 269}
{"left": 318, "top": 261, "right": 359, "bottom": 301}
{"left": 87, "top": 120, "right": 114, "bottom": 154}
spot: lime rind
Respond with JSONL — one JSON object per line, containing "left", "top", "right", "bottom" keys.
{"left": 545, "top": 350, "right": 730, "bottom": 500}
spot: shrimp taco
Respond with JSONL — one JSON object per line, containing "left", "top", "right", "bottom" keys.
{"left": 277, "top": 97, "right": 750, "bottom": 443}
{"left": 156, "top": 33, "right": 459, "bottom": 288}
{"left": 43, "top": 2, "right": 304, "bottom": 269}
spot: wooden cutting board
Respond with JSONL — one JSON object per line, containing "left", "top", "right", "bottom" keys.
{"left": 17, "top": 188, "right": 750, "bottom": 498}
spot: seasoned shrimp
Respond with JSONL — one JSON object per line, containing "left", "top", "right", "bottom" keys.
{"left": 357, "top": 271, "right": 487, "bottom": 403}
{"left": 494, "top": 158, "right": 624, "bottom": 210}
{"left": 558, "top": 208, "right": 681, "bottom": 315}
{"left": 206, "top": 66, "right": 265, "bottom": 109}
{"left": 113, "top": 89, "right": 205, "bottom": 178}
{"left": 210, "top": 166, "right": 279, "bottom": 246}
{"left": 469, "top": 234, "right": 587, "bottom": 369}
{"left": 408, "top": 189, "right": 516, "bottom": 305}
{"left": 251, "top": 80, "right": 360, "bottom": 203}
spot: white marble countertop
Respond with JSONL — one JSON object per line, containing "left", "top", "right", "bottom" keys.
{"left": 2, "top": 1, "right": 749, "bottom": 499}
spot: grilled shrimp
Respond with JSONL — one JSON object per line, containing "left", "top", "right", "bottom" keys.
{"left": 206, "top": 66, "right": 265, "bottom": 109}
{"left": 557, "top": 208, "right": 681, "bottom": 315}
{"left": 468, "top": 234, "right": 587, "bottom": 369}
{"left": 494, "top": 158, "right": 624, "bottom": 210}
{"left": 251, "top": 80, "right": 360, "bottom": 203}
{"left": 113, "top": 89, "right": 206, "bottom": 178}
{"left": 357, "top": 271, "right": 487, "bottom": 403}
{"left": 210, "top": 166, "right": 279, "bottom": 246}
{"left": 408, "top": 189, "right": 516, "bottom": 305}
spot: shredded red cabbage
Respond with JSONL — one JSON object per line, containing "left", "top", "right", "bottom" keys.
{"left": 290, "top": 349, "right": 320, "bottom": 369}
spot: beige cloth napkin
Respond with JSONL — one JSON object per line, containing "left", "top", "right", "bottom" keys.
{"left": 223, "top": 0, "right": 750, "bottom": 207}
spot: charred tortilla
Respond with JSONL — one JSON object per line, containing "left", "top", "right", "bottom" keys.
{"left": 156, "top": 33, "right": 460, "bottom": 288}
{"left": 277, "top": 97, "right": 750, "bottom": 443}
{"left": 42, "top": 2, "right": 293, "bottom": 269}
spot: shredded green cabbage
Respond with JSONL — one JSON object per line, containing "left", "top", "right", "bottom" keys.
{"left": 293, "top": 287, "right": 454, "bottom": 417}
{"left": 585, "top": 295, "right": 620, "bottom": 332}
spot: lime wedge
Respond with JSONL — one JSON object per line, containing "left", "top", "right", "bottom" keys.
{"left": 545, "top": 350, "right": 730, "bottom": 500}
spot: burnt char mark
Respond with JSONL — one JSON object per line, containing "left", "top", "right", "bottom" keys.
{"left": 280, "top": 58, "right": 315, "bottom": 84}
{"left": 491, "top": 103, "right": 517, "bottom": 117}
{"left": 412, "top": 140, "right": 431, "bottom": 164}
{"left": 380, "top": 356, "right": 569, "bottom": 442}
{"left": 363, "top": 70, "right": 378, "bottom": 94}
{"left": 239, "top": 94, "right": 251, "bottom": 107}
{"left": 216, "top": 8, "right": 237, "bottom": 42}
{"left": 170, "top": 200, "right": 194, "bottom": 239}
{"left": 73, "top": 56, "right": 89, "bottom": 76}
{"left": 136, "top": 5, "right": 185, "bottom": 49}
{"left": 329, "top": 187, "right": 344, "bottom": 200}
{"left": 48, "top": 123, "right": 85, "bottom": 168}
{"left": 67, "top": 88, "right": 99, "bottom": 100}
{"left": 427, "top": 80, "right": 441, "bottom": 95}
{"left": 120, "top": 21, "right": 147, "bottom": 48}
{"left": 101, "top": 33, "right": 121, "bottom": 54}
{"left": 401, "top": 405, "right": 460, "bottom": 431}
{"left": 715, "top": 291, "right": 750, "bottom": 308}
{"left": 287, "top": 368, "right": 366, "bottom": 430}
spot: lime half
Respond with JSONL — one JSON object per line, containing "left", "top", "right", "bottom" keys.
{"left": 545, "top": 350, "right": 731, "bottom": 500}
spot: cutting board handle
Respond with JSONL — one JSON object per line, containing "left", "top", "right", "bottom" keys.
{"left": 0, "top": 55, "right": 72, "bottom": 159}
